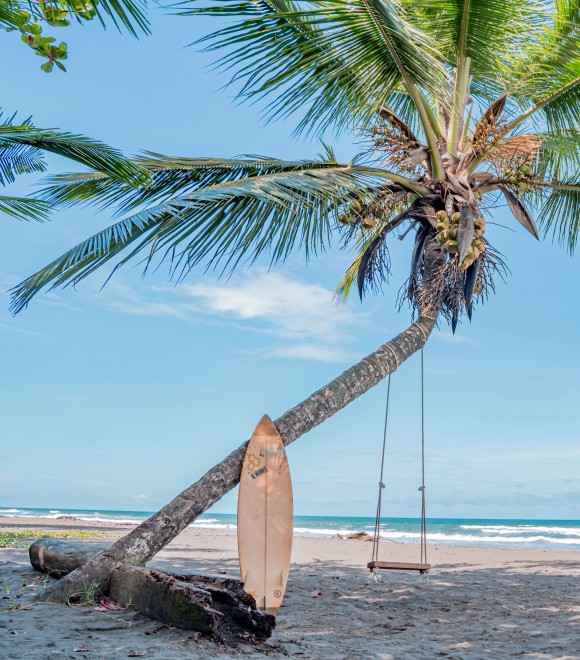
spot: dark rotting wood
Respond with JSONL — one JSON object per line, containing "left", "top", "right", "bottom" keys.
{"left": 29, "top": 538, "right": 275, "bottom": 644}
{"left": 367, "top": 560, "right": 431, "bottom": 573}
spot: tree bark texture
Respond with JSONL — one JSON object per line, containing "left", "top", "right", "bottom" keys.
{"left": 38, "top": 240, "right": 445, "bottom": 603}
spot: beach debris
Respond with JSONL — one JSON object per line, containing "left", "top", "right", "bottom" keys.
{"left": 309, "top": 590, "right": 324, "bottom": 597}
{"left": 29, "top": 539, "right": 276, "bottom": 644}
{"left": 98, "top": 599, "right": 120, "bottom": 611}
{"left": 29, "top": 538, "right": 110, "bottom": 579}
{"left": 336, "top": 531, "right": 372, "bottom": 541}
{"left": 73, "top": 647, "right": 90, "bottom": 652}
{"left": 7, "top": 604, "right": 32, "bottom": 611}
{"left": 128, "top": 651, "right": 145, "bottom": 657}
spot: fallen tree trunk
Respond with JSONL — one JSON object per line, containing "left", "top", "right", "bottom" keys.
{"left": 37, "top": 240, "right": 445, "bottom": 603}
{"left": 30, "top": 539, "right": 109, "bottom": 578}
{"left": 30, "top": 539, "right": 275, "bottom": 643}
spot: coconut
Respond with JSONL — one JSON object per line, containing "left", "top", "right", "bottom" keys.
{"left": 474, "top": 217, "right": 486, "bottom": 231}
{"left": 350, "top": 200, "right": 363, "bottom": 214}
{"left": 436, "top": 221, "right": 448, "bottom": 232}
{"left": 436, "top": 210, "right": 448, "bottom": 222}
{"left": 459, "top": 255, "right": 475, "bottom": 270}
{"left": 521, "top": 165, "right": 533, "bottom": 176}
{"left": 340, "top": 214, "right": 357, "bottom": 226}
{"left": 361, "top": 216, "right": 377, "bottom": 230}
{"left": 451, "top": 212, "right": 461, "bottom": 223}
{"left": 446, "top": 240, "right": 459, "bottom": 254}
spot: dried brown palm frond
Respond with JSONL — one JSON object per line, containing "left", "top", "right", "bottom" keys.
{"left": 401, "top": 240, "right": 509, "bottom": 330}
{"left": 491, "top": 134, "right": 542, "bottom": 172}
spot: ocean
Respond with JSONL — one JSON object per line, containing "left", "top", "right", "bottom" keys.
{"left": 1, "top": 507, "right": 579, "bottom": 551}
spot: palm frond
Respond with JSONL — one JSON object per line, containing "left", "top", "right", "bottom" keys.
{"left": 0, "top": 125, "right": 149, "bottom": 186}
{"left": 182, "top": 0, "right": 448, "bottom": 136}
{"left": 66, "top": 0, "right": 150, "bottom": 37}
{"left": 0, "top": 195, "right": 52, "bottom": 222}
{"left": 406, "top": 0, "right": 545, "bottom": 89}
{"left": 537, "top": 179, "right": 580, "bottom": 253}
{"left": 11, "top": 161, "right": 420, "bottom": 313}
{"left": 0, "top": 141, "right": 45, "bottom": 185}
{"left": 505, "top": 3, "right": 580, "bottom": 133}
{"left": 37, "top": 153, "right": 363, "bottom": 215}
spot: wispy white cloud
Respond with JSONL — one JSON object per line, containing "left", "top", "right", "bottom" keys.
{"left": 432, "top": 329, "right": 481, "bottom": 346}
{"left": 94, "top": 272, "right": 364, "bottom": 363}
{"left": 265, "top": 343, "right": 357, "bottom": 364}
{"left": 177, "top": 272, "right": 359, "bottom": 341}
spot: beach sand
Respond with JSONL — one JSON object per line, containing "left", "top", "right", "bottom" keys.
{"left": 0, "top": 515, "right": 579, "bottom": 659}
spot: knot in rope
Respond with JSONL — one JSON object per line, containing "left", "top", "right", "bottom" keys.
{"left": 379, "top": 481, "right": 386, "bottom": 489}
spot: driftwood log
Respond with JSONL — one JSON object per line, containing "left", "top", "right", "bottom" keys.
{"left": 29, "top": 539, "right": 275, "bottom": 643}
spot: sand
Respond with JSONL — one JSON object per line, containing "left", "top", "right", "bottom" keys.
{"left": 0, "top": 516, "right": 579, "bottom": 659}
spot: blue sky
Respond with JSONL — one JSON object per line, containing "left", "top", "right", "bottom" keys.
{"left": 0, "top": 9, "right": 578, "bottom": 521}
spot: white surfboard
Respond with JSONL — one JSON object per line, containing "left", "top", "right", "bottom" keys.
{"left": 237, "top": 415, "right": 293, "bottom": 615}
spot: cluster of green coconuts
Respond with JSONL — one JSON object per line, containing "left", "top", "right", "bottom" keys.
{"left": 338, "top": 199, "right": 378, "bottom": 230}
{"left": 435, "top": 210, "right": 486, "bottom": 270}
{"left": 504, "top": 164, "right": 534, "bottom": 189}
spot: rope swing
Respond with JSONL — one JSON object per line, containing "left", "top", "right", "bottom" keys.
{"left": 368, "top": 348, "right": 431, "bottom": 577}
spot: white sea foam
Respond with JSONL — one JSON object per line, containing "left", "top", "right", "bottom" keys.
{"left": 0, "top": 509, "right": 26, "bottom": 514}
{"left": 460, "top": 525, "right": 580, "bottom": 536}
{"left": 381, "top": 531, "right": 580, "bottom": 545}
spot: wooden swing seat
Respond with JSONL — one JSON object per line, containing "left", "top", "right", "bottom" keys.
{"left": 367, "top": 560, "right": 431, "bottom": 573}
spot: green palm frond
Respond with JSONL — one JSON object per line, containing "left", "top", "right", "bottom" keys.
{"left": 0, "top": 141, "right": 45, "bottom": 185}
{"left": 11, "top": 161, "right": 420, "bottom": 312}
{"left": 408, "top": 0, "right": 546, "bottom": 84}
{"left": 537, "top": 179, "right": 580, "bottom": 252}
{"left": 183, "top": 0, "right": 448, "bottom": 136}
{"left": 535, "top": 129, "right": 580, "bottom": 182}
{"left": 37, "top": 153, "right": 361, "bottom": 215}
{"left": 505, "top": 2, "right": 580, "bottom": 133}
{"left": 0, "top": 125, "right": 149, "bottom": 186}
{"left": 0, "top": 195, "right": 52, "bottom": 222}
{"left": 0, "top": 112, "right": 45, "bottom": 185}
{"left": 67, "top": 0, "right": 150, "bottom": 37}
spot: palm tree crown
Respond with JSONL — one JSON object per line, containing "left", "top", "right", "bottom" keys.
{"left": 10, "top": 0, "right": 580, "bottom": 331}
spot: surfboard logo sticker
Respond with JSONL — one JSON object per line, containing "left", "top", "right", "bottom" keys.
{"left": 250, "top": 466, "right": 268, "bottom": 479}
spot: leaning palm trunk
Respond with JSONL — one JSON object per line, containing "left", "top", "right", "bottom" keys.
{"left": 38, "top": 242, "right": 444, "bottom": 602}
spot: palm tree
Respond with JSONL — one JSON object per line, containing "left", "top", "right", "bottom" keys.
{"left": 12, "top": 0, "right": 580, "bottom": 601}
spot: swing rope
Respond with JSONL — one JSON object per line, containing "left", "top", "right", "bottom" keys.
{"left": 369, "top": 348, "right": 428, "bottom": 572}
{"left": 370, "top": 373, "right": 391, "bottom": 565}
{"left": 419, "top": 347, "right": 428, "bottom": 565}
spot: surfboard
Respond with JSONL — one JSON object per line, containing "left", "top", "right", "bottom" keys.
{"left": 237, "top": 415, "right": 293, "bottom": 615}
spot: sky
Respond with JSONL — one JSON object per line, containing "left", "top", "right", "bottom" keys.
{"left": 0, "top": 8, "right": 578, "bottom": 521}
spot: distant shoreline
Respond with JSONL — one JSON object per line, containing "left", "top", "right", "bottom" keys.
{"left": 1, "top": 511, "right": 579, "bottom": 551}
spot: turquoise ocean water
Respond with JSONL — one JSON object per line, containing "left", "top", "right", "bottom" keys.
{"left": 1, "top": 507, "right": 579, "bottom": 551}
